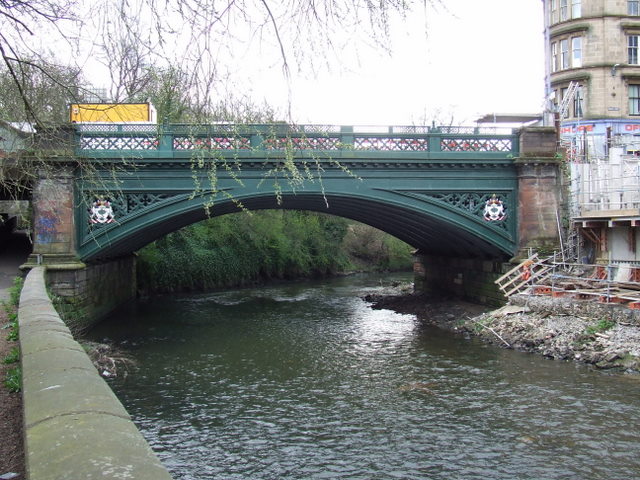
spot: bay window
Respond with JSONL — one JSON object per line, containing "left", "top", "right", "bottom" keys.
{"left": 560, "top": 0, "right": 568, "bottom": 21}
{"left": 629, "top": 35, "right": 639, "bottom": 65}
{"left": 630, "top": 85, "right": 640, "bottom": 115}
{"left": 571, "top": 37, "right": 582, "bottom": 68}
{"left": 571, "top": 0, "right": 581, "bottom": 18}
{"left": 574, "top": 85, "right": 584, "bottom": 117}
{"left": 560, "top": 39, "right": 570, "bottom": 69}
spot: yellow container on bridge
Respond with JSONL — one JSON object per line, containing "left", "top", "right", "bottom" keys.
{"left": 69, "top": 103, "right": 157, "bottom": 123}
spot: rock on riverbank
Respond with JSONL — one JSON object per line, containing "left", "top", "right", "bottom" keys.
{"left": 365, "top": 287, "right": 640, "bottom": 373}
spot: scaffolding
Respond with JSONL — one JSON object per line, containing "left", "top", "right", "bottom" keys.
{"left": 570, "top": 153, "right": 640, "bottom": 216}
{"left": 496, "top": 255, "right": 640, "bottom": 309}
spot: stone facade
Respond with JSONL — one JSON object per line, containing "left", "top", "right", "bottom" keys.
{"left": 544, "top": 0, "right": 640, "bottom": 119}
{"left": 515, "top": 160, "right": 563, "bottom": 255}
{"left": 543, "top": 0, "right": 640, "bottom": 270}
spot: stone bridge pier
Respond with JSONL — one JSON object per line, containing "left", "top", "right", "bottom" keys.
{"left": 413, "top": 127, "right": 562, "bottom": 305}
{"left": 23, "top": 125, "right": 562, "bottom": 328}
{"left": 25, "top": 167, "right": 136, "bottom": 332}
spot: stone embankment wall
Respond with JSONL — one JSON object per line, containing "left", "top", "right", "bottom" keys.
{"left": 19, "top": 267, "right": 173, "bottom": 480}
{"left": 42, "top": 255, "right": 137, "bottom": 334}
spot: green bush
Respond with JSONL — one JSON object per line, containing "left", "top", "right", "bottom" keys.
{"left": 137, "top": 210, "right": 413, "bottom": 293}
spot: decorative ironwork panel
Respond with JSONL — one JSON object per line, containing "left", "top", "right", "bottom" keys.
{"left": 126, "top": 193, "right": 173, "bottom": 213}
{"left": 77, "top": 124, "right": 120, "bottom": 133}
{"left": 298, "top": 125, "right": 342, "bottom": 134}
{"left": 354, "top": 137, "right": 429, "bottom": 151}
{"left": 121, "top": 124, "right": 157, "bottom": 133}
{"left": 173, "top": 136, "right": 251, "bottom": 150}
{"left": 170, "top": 124, "right": 239, "bottom": 135}
{"left": 263, "top": 136, "right": 341, "bottom": 150}
{"left": 84, "top": 193, "right": 175, "bottom": 234}
{"left": 440, "top": 138, "right": 512, "bottom": 152}
{"left": 439, "top": 126, "right": 476, "bottom": 135}
{"left": 426, "top": 192, "right": 511, "bottom": 230}
{"left": 79, "top": 136, "right": 159, "bottom": 150}
{"left": 391, "top": 126, "right": 430, "bottom": 134}
{"left": 77, "top": 124, "right": 158, "bottom": 134}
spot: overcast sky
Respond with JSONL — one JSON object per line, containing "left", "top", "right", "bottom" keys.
{"left": 230, "top": 0, "right": 546, "bottom": 126}
{"left": 78, "top": 0, "right": 545, "bottom": 126}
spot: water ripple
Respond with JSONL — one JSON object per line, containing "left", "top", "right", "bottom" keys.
{"left": 91, "top": 274, "right": 640, "bottom": 480}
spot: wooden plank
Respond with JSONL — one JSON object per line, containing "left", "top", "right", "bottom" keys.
{"left": 504, "top": 279, "right": 532, "bottom": 297}
{"left": 499, "top": 272, "right": 527, "bottom": 290}
{"left": 499, "top": 265, "right": 551, "bottom": 291}
{"left": 495, "top": 254, "right": 539, "bottom": 284}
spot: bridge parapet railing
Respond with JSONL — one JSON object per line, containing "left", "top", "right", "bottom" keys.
{"left": 74, "top": 123, "right": 519, "bottom": 158}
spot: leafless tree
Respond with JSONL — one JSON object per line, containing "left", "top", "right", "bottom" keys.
{"left": 1, "top": 0, "right": 444, "bottom": 124}
{"left": 0, "top": 1, "right": 80, "bottom": 125}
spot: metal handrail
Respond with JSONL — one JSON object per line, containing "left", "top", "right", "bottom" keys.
{"left": 73, "top": 123, "right": 519, "bottom": 157}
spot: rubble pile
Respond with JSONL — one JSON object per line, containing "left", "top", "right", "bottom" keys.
{"left": 367, "top": 287, "right": 640, "bottom": 373}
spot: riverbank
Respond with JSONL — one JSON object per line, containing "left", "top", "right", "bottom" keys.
{"left": 366, "top": 287, "right": 640, "bottom": 373}
{"left": 0, "top": 232, "right": 30, "bottom": 479}
{"left": 0, "top": 306, "right": 24, "bottom": 479}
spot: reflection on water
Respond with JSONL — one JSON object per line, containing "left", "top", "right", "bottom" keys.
{"left": 89, "top": 273, "right": 640, "bottom": 480}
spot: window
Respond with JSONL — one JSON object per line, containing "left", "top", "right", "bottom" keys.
{"left": 550, "top": 0, "right": 558, "bottom": 23}
{"left": 561, "top": 87, "right": 569, "bottom": 118}
{"left": 554, "top": 36, "right": 583, "bottom": 70}
{"left": 560, "top": 0, "right": 568, "bottom": 20}
{"left": 630, "top": 85, "right": 640, "bottom": 115}
{"left": 629, "top": 35, "right": 639, "bottom": 65}
{"left": 574, "top": 85, "right": 584, "bottom": 117}
{"left": 630, "top": 0, "right": 640, "bottom": 16}
{"left": 571, "top": 0, "right": 581, "bottom": 18}
{"left": 571, "top": 37, "right": 582, "bottom": 67}
{"left": 560, "top": 39, "right": 570, "bottom": 69}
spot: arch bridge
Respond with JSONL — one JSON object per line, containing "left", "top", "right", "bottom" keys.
{"left": 28, "top": 123, "right": 561, "bottom": 322}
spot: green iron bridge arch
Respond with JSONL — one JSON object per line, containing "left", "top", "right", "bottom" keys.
{"left": 69, "top": 123, "right": 521, "bottom": 262}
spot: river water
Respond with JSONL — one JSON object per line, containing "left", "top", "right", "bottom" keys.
{"left": 89, "top": 273, "right": 640, "bottom": 480}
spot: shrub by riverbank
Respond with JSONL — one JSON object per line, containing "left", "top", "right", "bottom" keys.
{"left": 137, "top": 211, "right": 413, "bottom": 294}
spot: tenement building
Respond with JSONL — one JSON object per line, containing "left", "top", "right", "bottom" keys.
{"left": 543, "top": 0, "right": 640, "bottom": 276}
